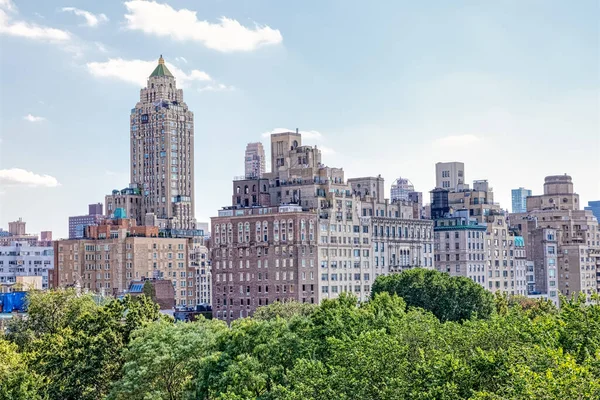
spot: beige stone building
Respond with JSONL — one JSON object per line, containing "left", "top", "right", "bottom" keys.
{"left": 105, "top": 185, "right": 144, "bottom": 226}
{"left": 55, "top": 218, "right": 196, "bottom": 307}
{"left": 432, "top": 176, "right": 525, "bottom": 296}
{"left": 129, "top": 56, "right": 196, "bottom": 230}
{"left": 509, "top": 175, "right": 599, "bottom": 301}
{"left": 244, "top": 142, "right": 265, "bottom": 178}
{"left": 436, "top": 161, "right": 466, "bottom": 191}
{"left": 434, "top": 212, "right": 488, "bottom": 286}
{"left": 211, "top": 131, "right": 429, "bottom": 322}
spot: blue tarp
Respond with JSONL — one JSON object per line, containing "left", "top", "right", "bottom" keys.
{"left": 0, "top": 291, "right": 27, "bottom": 313}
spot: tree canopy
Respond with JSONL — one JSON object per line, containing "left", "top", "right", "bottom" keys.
{"left": 371, "top": 268, "right": 495, "bottom": 322}
{"left": 1, "top": 286, "right": 599, "bottom": 399}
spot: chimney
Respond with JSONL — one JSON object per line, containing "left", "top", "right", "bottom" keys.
{"left": 296, "top": 128, "right": 299, "bottom": 134}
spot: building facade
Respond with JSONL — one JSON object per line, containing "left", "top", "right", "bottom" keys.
{"left": 434, "top": 212, "right": 488, "bottom": 286}
{"left": 435, "top": 162, "right": 465, "bottom": 191}
{"left": 68, "top": 203, "right": 105, "bottom": 239}
{"left": 511, "top": 187, "right": 532, "bottom": 214}
{"left": 105, "top": 185, "right": 144, "bottom": 226}
{"left": 211, "top": 206, "right": 319, "bottom": 321}
{"left": 129, "top": 56, "right": 196, "bottom": 230}
{"left": 211, "top": 130, "right": 430, "bottom": 322}
{"left": 56, "top": 217, "right": 197, "bottom": 306}
{"left": 0, "top": 241, "right": 54, "bottom": 292}
{"left": 509, "top": 175, "right": 599, "bottom": 302}
{"left": 8, "top": 219, "right": 26, "bottom": 236}
{"left": 585, "top": 200, "right": 600, "bottom": 221}
{"left": 244, "top": 142, "right": 266, "bottom": 178}
{"left": 390, "top": 177, "right": 414, "bottom": 202}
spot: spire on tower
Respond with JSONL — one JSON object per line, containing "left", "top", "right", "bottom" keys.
{"left": 150, "top": 55, "right": 173, "bottom": 78}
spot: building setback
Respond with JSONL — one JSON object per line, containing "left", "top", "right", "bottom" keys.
{"left": 129, "top": 55, "right": 196, "bottom": 230}
{"left": 509, "top": 175, "right": 600, "bottom": 303}
{"left": 211, "top": 130, "right": 432, "bottom": 323}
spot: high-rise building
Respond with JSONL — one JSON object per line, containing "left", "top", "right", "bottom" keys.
{"left": 390, "top": 177, "right": 414, "bottom": 202}
{"left": 511, "top": 187, "right": 532, "bottom": 213}
{"left": 211, "top": 130, "right": 433, "bottom": 323}
{"left": 435, "top": 162, "right": 465, "bottom": 191}
{"left": 68, "top": 204, "right": 105, "bottom": 239}
{"left": 56, "top": 217, "right": 197, "bottom": 306}
{"left": 0, "top": 219, "right": 45, "bottom": 246}
{"left": 509, "top": 175, "right": 600, "bottom": 303}
{"left": 105, "top": 185, "right": 144, "bottom": 227}
{"left": 585, "top": 200, "right": 600, "bottom": 221}
{"left": 8, "top": 218, "right": 26, "bottom": 236}
{"left": 430, "top": 168, "right": 526, "bottom": 297}
{"left": 130, "top": 55, "right": 195, "bottom": 230}
{"left": 434, "top": 211, "right": 488, "bottom": 285}
{"left": 244, "top": 142, "right": 265, "bottom": 178}
{"left": 89, "top": 203, "right": 103, "bottom": 216}
{"left": 1, "top": 241, "right": 54, "bottom": 292}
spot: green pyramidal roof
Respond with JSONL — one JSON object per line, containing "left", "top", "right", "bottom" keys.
{"left": 150, "top": 55, "right": 173, "bottom": 78}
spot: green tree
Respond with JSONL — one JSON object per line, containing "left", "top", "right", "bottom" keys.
{"left": 5, "top": 290, "right": 164, "bottom": 400}
{"left": 110, "top": 318, "right": 227, "bottom": 400}
{"left": 142, "top": 280, "right": 157, "bottom": 303}
{"left": 252, "top": 301, "right": 317, "bottom": 321}
{"left": 371, "top": 268, "right": 494, "bottom": 322}
{"left": 0, "top": 339, "right": 45, "bottom": 400}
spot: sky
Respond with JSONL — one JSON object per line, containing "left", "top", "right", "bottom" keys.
{"left": 0, "top": 0, "right": 598, "bottom": 239}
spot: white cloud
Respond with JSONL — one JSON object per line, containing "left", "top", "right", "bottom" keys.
{"left": 433, "top": 134, "right": 482, "bottom": 147}
{"left": 0, "top": 0, "right": 16, "bottom": 12}
{"left": 86, "top": 58, "right": 212, "bottom": 88}
{"left": 175, "top": 56, "right": 187, "bottom": 64}
{"left": 198, "top": 83, "right": 235, "bottom": 92}
{"left": 0, "top": 8, "right": 71, "bottom": 41}
{"left": 62, "top": 7, "right": 108, "bottom": 27}
{"left": 123, "top": 0, "right": 282, "bottom": 52}
{"left": 261, "top": 128, "right": 323, "bottom": 141}
{"left": 0, "top": 168, "right": 60, "bottom": 187}
{"left": 23, "top": 114, "right": 45, "bottom": 122}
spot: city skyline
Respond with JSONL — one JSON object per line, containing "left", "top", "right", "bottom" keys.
{"left": 1, "top": 0, "right": 599, "bottom": 238}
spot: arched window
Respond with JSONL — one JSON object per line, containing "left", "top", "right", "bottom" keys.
{"left": 236, "top": 186, "right": 240, "bottom": 194}
{"left": 253, "top": 185, "right": 256, "bottom": 192}
{"left": 244, "top": 185, "right": 249, "bottom": 194}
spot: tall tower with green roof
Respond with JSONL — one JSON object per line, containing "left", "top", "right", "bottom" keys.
{"left": 129, "top": 55, "right": 196, "bottom": 230}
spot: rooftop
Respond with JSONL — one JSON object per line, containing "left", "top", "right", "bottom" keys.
{"left": 149, "top": 55, "right": 174, "bottom": 78}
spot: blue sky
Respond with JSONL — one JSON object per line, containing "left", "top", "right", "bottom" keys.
{"left": 0, "top": 0, "right": 598, "bottom": 239}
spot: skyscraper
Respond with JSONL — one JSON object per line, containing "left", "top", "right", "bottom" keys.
{"left": 435, "top": 162, "right": 465, "bottom": 191}
{"left": 511, "top": 187, "right": 532, "bottom": 213}
{"left": 390, "top": 177, "right": 414, "bottom": 202}
{"left": 130, "top": 56, "right": 195, "bottom": 229}
{"left": 585, "top": 201, "right": 600, "bottom": 221}
{"left": 244, "top": 142, "right": 265, "bottom": 178}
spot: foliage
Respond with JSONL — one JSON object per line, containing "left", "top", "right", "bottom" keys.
{"left": 3, "top": 289, "right": 164, "bottom": 400}
{"left": 371, "top": 268, "right": 495, "bottom": 322}
{"left": 252, "top": 301, "right": 317, "bottom": 321}
{"left": 109, "top": 318, "right": 227, "bottom": 400}
{"left": 3, "top": 286, "right": 600, "bottom": 400}
{"left": 0, "top": 338, "right": 45, "bottom": 400}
